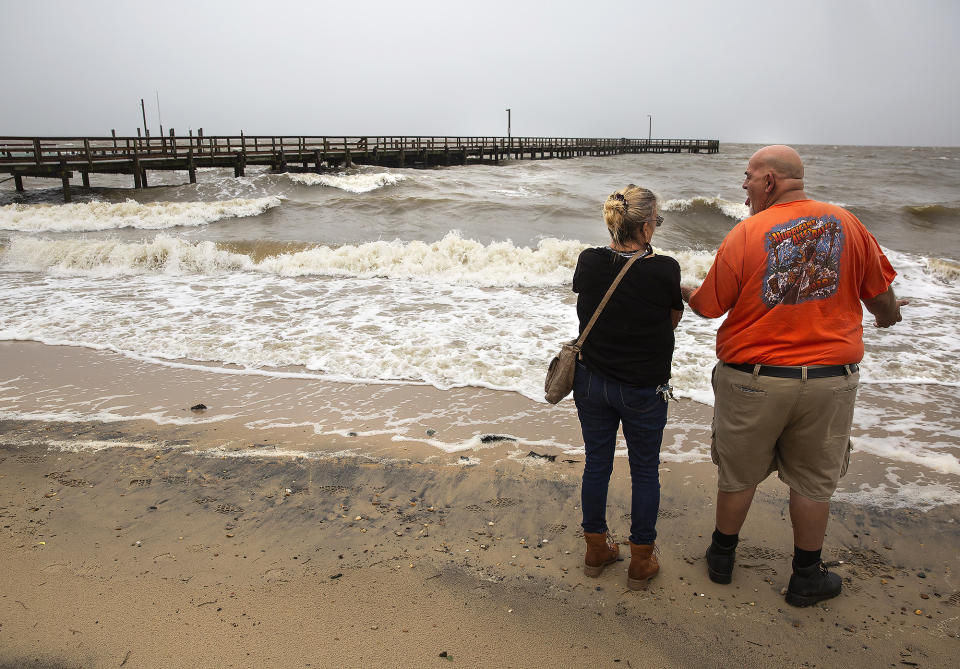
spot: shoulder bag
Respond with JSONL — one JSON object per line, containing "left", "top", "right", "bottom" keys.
{"left": 544, "top": 248, "right": 650, "bottom": 403}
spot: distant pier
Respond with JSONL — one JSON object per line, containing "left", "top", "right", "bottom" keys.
{"left": 0, "top": 134, "right": 719, "bottom": 202}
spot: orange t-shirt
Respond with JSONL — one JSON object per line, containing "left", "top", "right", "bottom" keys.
{"left": 689, "top": 200, "right": 896, "bottom": 365}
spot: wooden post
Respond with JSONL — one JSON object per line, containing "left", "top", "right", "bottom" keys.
{"left": 61, "top": 172, "right": 72, "bottom": 203}
{"left": 170, "top": 128, "right": 177, "bottom": 157}
{"left": 314, "top": 149, "right": 323, "bottom": 172}
{"left": 111, "top": 129, "right": 117, "bottom": 149}
{"left": 188, "top": 148, "right": 196, "bottom": 183}
{"left": 141, "top": 168, "right": 149, "bottom": 188}
{"left": 82, "top": 171, "right": 90, "bottom": 188}
{"left": 14, "top": 174, "right": 24, "bottom": 191}
{"left": 84, "top": 138, "right": 92, "bottom": 169}
{"left": 33, "top": 138, "right": 41, "bottom": 165}
{"left": 398, "top": 148, "right": 404, "bottom": 167}
{"left": 444, "top": 145, "right": 450, "bottom": 166}
{"left": 133, "top": 152, "right": 142, "bottom": 188}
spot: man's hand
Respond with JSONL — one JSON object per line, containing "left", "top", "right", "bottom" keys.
{"left": 680, "top": 285, "right": 696, "bottom": 303}
{"left": 874, "top": 298, "right": 909, "bottom": 327}
{"left": 863, "top": 287, "right": 908, "bottom": 328}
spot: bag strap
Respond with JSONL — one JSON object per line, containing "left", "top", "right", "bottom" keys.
{"left": 574, "top": 246, "right": 651, "bottom": 348}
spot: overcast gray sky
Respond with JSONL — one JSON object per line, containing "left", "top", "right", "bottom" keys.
{"left": 2, "top": 0, "right": 958, "bottom": 146}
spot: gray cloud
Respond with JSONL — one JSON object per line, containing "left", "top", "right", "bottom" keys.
{"left": 1, "top": 0, "right": 957, "bottom": 146}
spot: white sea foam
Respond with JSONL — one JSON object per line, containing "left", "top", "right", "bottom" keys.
{"left": 661, "top": 195, "right": 749, "bottom": 221}
{"left": 925, "top": 257, "right": 960, "bottom": 282}
{"left": 0, "top": 232, "right": 588, "bottom": 286}
{"left": 0, "top": 197, "right": 282, "bottom": 232}
{"left": 285, "top": 172, "right": 405, "bottom": 193}
{"left": 835, "top": 469, "right": 960, "bottom": 510}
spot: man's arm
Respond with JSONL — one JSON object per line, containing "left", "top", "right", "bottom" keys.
{"left": 671, "top": 308, "right": 683, "bottom": 329}
{"left": 680, "top": 285, "right": 708, "bottom": 318}
{"left": 862, "top": 286, "right": 909, "bottom": 327}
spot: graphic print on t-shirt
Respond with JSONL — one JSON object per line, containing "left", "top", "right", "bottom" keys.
{"left": 762, "top": 215, "right": 845, "bottom": 307}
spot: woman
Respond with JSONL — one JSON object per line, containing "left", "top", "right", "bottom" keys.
{"left": 572, "top": 184, "right": 683, "bottom": 589}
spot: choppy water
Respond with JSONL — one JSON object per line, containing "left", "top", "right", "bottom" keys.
{"left": 1, "top": 143, "right": 958, "bottom": 505}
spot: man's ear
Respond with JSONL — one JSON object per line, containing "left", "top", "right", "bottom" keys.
{"left": 764, "top": 172, "right": 775, "bottom": 193}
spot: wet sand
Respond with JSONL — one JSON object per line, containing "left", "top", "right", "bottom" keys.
{"left": 1, "top": 343, "right": 959, "bottom": 668}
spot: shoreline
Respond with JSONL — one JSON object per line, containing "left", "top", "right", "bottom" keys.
{"left": 1, "top": 340, "right": 959, "bottom": 667}
{"left": 1, "top": 423, "right": 958, "bottom": 668}
{"left": 2, "top": 340, "right": 957, "bottom": 509}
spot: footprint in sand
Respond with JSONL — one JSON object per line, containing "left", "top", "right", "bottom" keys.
{"left": 215, "top": 503, "right": 244, "bottom": 515}
{"left": 129, "top": 478, "right": 152, "bottom": 487}
{"left": 315, "top": 485, "right": 354, "bottom": 495}
{"left": 262, "top": 567, "right": 293, "bottom": 583}
{"left": 738, "top": 544, "right": 789, "bottom": 561}
{"left": 160, "top": 475, "right": 190, "bottom": 485}
{"left": 485, "top": 498, "right": 521, "bottom": 508}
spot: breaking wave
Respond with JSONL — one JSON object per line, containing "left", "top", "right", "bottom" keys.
{"left": 0, "top": 197, "right": 282, "bottom": 232}
{"left": 0, "top": 232, "right": 719, "bottom": 287}
{"left": 661, "top": 196, "right": 749, "bottom": 221}
{"left": 284, "top": 172, "right": 406, "bottom": 193}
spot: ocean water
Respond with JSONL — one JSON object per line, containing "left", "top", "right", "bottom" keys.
{"left": 1, "top": 143, "right": 958, "bottom": 506}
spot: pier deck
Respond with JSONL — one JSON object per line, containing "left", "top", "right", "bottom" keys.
{"left": 0, "top": 135, "right": 719, "bottom": 202}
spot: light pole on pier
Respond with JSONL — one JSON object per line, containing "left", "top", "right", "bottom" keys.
{"left": 506, "top": 108, "right": 511, "bottom": 145}
{"left": 647, "top": 115, "right": 652, "bottom": 143}
{"left": 141, "top": 99, "right": 149, "bottom": 138}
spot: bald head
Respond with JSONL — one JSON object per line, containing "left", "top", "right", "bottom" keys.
{"left": 751, "top": 145, "right": 804, "bottom": 180}
{"left": 743, "top": 145, "right": 807, "bottom": 215}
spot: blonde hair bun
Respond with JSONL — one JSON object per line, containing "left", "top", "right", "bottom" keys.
{"left": 603, "top": 185, "right": 657, "bottom": 248}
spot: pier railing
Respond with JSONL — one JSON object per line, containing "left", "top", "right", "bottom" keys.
{"left": 0, "top": 135, "right": 718, "bottom": 165}
{"left": 0, "top": 135, "right": 719, "bottom": 201}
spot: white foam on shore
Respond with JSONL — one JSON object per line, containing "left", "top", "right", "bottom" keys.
{"left": 285, "top": 172, "right": 405, "bottom": 193}
{"left": 185, "top": 445, "right": 372, "bottom": 461}
{"left": 1, "top": 436, "right": 169, "bottom": 453}
{"left": 835, "top": 468, "right": 960, "bottom": 510}
{"left": 0, "top": 197, "right": 282, "bottom": 232}
{"left": 0, "top": 407, "right": 235, "bottom": 427}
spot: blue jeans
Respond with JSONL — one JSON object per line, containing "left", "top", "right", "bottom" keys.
{"left": 573, "top": 361, "right": 667, "bottom": 545}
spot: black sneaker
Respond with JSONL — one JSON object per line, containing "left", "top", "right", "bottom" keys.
{"left": 785, "top": 560, "right": 842, "bottom": 607}
{"left": 705, "top": 543, "right": 735, "bottom": 584}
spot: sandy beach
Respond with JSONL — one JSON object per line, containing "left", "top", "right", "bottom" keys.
{"left": 1, "top": 344, "right": 958, "bottom": 668}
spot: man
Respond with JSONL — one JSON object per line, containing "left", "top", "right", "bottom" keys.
{"left": 681, "top": 145, "right": 907, "bottom": 607}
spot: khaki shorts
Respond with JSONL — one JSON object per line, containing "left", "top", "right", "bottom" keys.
{"left": 710, "top": 362, "right": 858, "bottom": 502}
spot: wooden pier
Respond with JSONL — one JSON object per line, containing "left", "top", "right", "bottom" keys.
{"left": 0, "top": 134, "right": 719, "bottom": 202}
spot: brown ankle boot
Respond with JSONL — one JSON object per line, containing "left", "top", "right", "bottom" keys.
{"left": 583, "top": 532, "right": 619, "bottom": 576}
{"left": 627, "top": 541, "right": 659, "bottom": 589}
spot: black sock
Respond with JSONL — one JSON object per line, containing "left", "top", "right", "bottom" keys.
{"left": 711, "top": 529, "right": 738, "bottom": 552}
{"left": 793, "top": 546, "right": 822, "bottom": 570}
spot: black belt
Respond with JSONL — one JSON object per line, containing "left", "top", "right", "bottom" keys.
{"left": 725, "top": 362, "right": 858, "bottom": 379}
